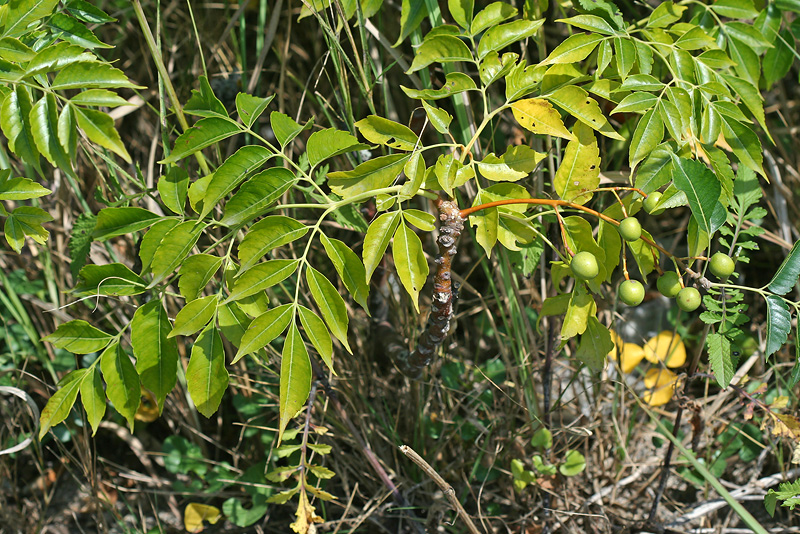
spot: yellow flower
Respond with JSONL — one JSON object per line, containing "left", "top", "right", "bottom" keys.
{"left": 643, "top": 331, "right": 686, "bottom": 368}
{"left": 643, "top": 368, "right": 679, "bottom": 406}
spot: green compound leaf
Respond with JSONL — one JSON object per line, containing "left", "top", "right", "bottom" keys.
{"left": 403, "top": 209, "right": 436, "bottom": 232}
{"left": 25, "top": 41, "right": 96, "bottom": 76}
{"left": 719, "top": 115, "right": 765, "bottom": 177}
{"left": 670, "top": 155, "right": 726, "bottom": 237}
{"left": 707, "top": 332, "right": 734, "bottom": 388}
{"left": 92, "top": 207, "right": 160, "bottom": 240}
{"left": 306, "top": 128, "right": 368, "bottom": 168}
{"left": 100, "top": 342, "right": 140, "bottom": 432}
{"left": 131, "top": 300, "right": 178, "bottom": 413}
{"left": 70, "top": 89, "right": 133, "bottom": 108}
{"left": 394, "top": 0, "right": 427, "bottom": 46}
{"left": 320, "top": 234, "right": 369, "bottom": 313}
{"left": 576, "top": 317, "right": 613, "bottom": 372}
{"left": 547, "top": 85, "right": 624, "bottom": 140}
{"left": 157, "top": 166, "right": 189, "bottom": 215}
{"left": 39, "top": 368, "right": 86, "bottom": 440}
{"left": 73, "top": 263, "right": 146, "bottom": 297}
{"left": 235, "top": 93, "right": 273, "bottom": 128}
{"left": 4, "top": 0, "right": 60, "bottom": 38}
{"left": 4, "top": 206, "right": 52, "bottom": 252}
{"left": 74, "top": 106, "right": 131, "bottom": 162}
{"left": 328, "top": 153, "right": 409, "bottom": 200}
{"left": 233, "top": 303, "right": 293, "bottom": 363}
{"left": 237, "top": 216, "right": 308, "bottom": 273}
{"left": 400, "top": 151, "right": 426, "bottom": 200}
{"left": 558, "top": 14, "right": 618, "bottom": 34}
{"left": 768, "top": 240, "right": 800, "bottom": 296}
{"left": 648, "top": 1, "right": 686, "bottom": 28}
{"left": 200, "top": 145, "right": 275, "bottom": 220}
{"left": 224, "top": 259, "right": 299, "bottom": 303}
{"left": 765, "top": 295, "right": 791, "bottom": 358}
{"left": 278, "top": 323, "right": 311, "bottom": 442}
{"left": 511, "top": 98, "right": 574, "bottom": 140}
{"left": 43, "top": 320, "right": 112, "bottom": 354}
{"left": 219, "top": 167, "right": 295, "bottom": 227}
{"left": 186, "top": 324, "right": 229, "bottom": 418}
{"left": 298, "top": 305, "right": 334, "bottom": 372}
{"left": 554, "top": 121, "right": 600, "bottom": 205}
{"left": 710, "top": 0, "right": 759, "bottom": 19}
{"left": 160, "top": 117, "right": 240, "bottom": 164}
{"left": 355, "top": 115, "right": 419, "bottom": 151}
{"left": 168, "top": 295, "right": 218, "bottom": 338}
{"left": 407, "top": 35, "right": 472, "bottom": 74}
{"left": 80, "top": 367, "right": 105, "bottom": 436}
{"left": 542, "top": 33, "right": 603, "bottom": 65}
{"left": 611, "top": 92, "right": 658, "bottom": 114}
{"left": 477, "top": 145, "right": 546, "bottom": 182}
{"left": 363, "top": 211, "right": 401, "bottom": 282}
{"left": 148, "top": 220, "right": 206, "bottom": 288}
{"left": 434, "top": 153, "right": 475, "bottom": 196}
{"left": 393, "top": 221, "right": 429, "bottom": 313}
{"left": 306, "top": 266, "right": 351, "bottom": 353}
{"left": 476, "top": 19, "right": 544, "bottom": 59}
{"left": 401, "top": 72, "right": 477, "bottom": 100}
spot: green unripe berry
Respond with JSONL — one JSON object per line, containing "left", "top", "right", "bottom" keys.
{"left": 708, "top": 252, "right": 735, "bottom": 280}
{"left": 676, "top": 287, "right": 701, "bottom": 312}
{"left": 657, "top": 272, "right": 682, "bottom": 298}
{"left": 643, "top": 192, "right": 665, "bottom": 215}
{"left": 619, "top": 280, "right": 645, "bottom": 306}
{"left": 571, "top": 251, "right": 599, "bottom": 281}
{"left": 618, "top": 217, "right": 642, "bottom": 242}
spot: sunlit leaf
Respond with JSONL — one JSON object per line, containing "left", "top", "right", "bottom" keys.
{"left": 298, "top": 305, "right": 334, "bottom": 372}
{"left": 407, "top": 35, "right": 472, "bottom": 73}
{"left": 278, "top": 323, "right": 312, "bottom": 441}
{"left": 224, "top": 259, "right": 299, "bottom": 303}
{"left": 363, "top": 211, "right": 401, "bottom": 282}
{"left": 234, "top": 304, "right": 293, "bottom": 363}
{"left": 186, "top": 324, "right": 228, "bottom": 417}
{"left": 43, "top": 320, "right": 112, "bottom": 354}
{"left": 355, "top": 115, "right": 418, "bottom": 151}
{"left": 100, "top": 342, "right": 140, "bottom": 431}
{"left": 237, "top": 216, "right": 307, "bottom": 273}
{"left": 554, "top": 121, "right": 600, "bottom": 205}
{"left": 307, "top": 266, "right": 351, "bottom": 353}
{"left": 219, "top": 167, "right": 295, "bottom": 227}
{"left": 393, "top": 221, "right": 429, "bottom": 313}
{"left": 131, "top": 301, "right": 178, "bottom": 413}
{"left": 319, "top": 234, "right": 369, "bottom": 312}
{"left": 39, "top": 368, "right": 86, "bottom": 439}
{"left": 169, "top": 295, "right": 218, "bottom": 338}
{"left": 160, "top": 117, "right": 240, "bottom": 164}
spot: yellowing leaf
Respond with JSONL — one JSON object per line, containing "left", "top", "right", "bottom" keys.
{"left": 553, "top": 121, "right": 600, "bottom": 205}
{"left": 643, "top": 331, "right": 686, "bottom": 367}
{"left": 620, "top": 345, "right": 646, "bottom": 374}
{"left": 184, "top": 503, "right": 221, "bottom": 533}
{"left": 510, "top": 98, "right": 574, "bottom": 140}
{"left": 643, "top": 368, "right": 678, "bottom": 406}
{"left": 290, "top": 491, "right": 323, "bottom": 533}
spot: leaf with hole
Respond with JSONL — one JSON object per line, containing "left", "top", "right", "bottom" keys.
{"left": 547, "top": 85, "right": 624, "bottom": 140}
{"left": 554, "top": 121, "right": 600, "bottom": 205}
{"left": 355, "top": 115, "right": 418, "bottom": 151}
{"left": 401, "top": 72, "right": 477, "bottom": 100}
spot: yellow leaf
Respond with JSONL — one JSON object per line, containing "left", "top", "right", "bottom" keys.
{"left": 134, "top": 388, "right": 159, "bottom": 422}
{"left": 607, "top": 330, "right": 623, "bottom": 359}
{"left": 184, "top": 503, "right": 221, "bottom": 533}
{"left": 510, "top": 98, "right": 575, "bottom": 141}
{"left": 643, "top": 368, "right": 678, "bottom": 407}
{"left": 770, "top": 412, "right": 800, "bottom": 440}
{"left": 607, "top": 331, "right": 644, "bottom": 373}
{"left": 643, "top": 331, "right": 686, "bottom": 367}
{"left": 553, "top": 121, "right": 601, "bottom": 205}
{"left": 290, "top": 491, "right": 323, "bottom": 534}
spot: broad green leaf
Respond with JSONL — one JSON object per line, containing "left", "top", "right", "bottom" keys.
{"left": 726, "top": 36, "right": 760, "bottom": 86}
{"left": 0, "top": 176, "right": 50, "bottom": 200}
{"left": 39, "top": 368, "right": 86, "bottom": 439}
{"left": 306, "top": 128, "right": 368, "bottom": 167}
{"left": 614, "top": 36, "right": 636, "bottom": 80}
{"left": 234, "top": 303, "right": 293, "bottom": 363}
{"left": 297, "top": 305, "right": 334, "bottom": 372}
{"left": 559, "top": 450, "right": 586, "bottom": 476}
{"left": 139, "top": 219, "right": 181, "bottom": 274}
{"left": 403, "top": 209, "right": 436, "bottom": 232}
{"left": 355, "top": 115, "right": 418, "bottom": 151}
{"left": 433, "top": 153, "right": 474, "bottom": 196}
{"left": 719, "top": 73, "right": 770, "bottom": 141}
{"left": 319, "top": 234, "right": 369, "bottom": 312}
{"left": 80, "top": 367, "right": 105, "bottom": 435}
{"left": 328, "top": 153, "right": 409, "bottom": 199}
{"left": 199, "top": 145, "right": 274, "bottom": 220}
{"left": 363, "top": 211, "right": 401, "bottom": 282}
{"left": 186, "top": 324, "right": 228, "bottom": 417}
{"left": 765, "top": 295, "right": 791, "bottom": 358}
{"left": 278, "top": 323, "right": 311, "bottom": 441}
{"left": 235, "top": 93, "right": 273, "bottom": 128}
{"left": 554, "top": 121, "right": 600, "bottom": 205}
{"left": 50, "top": 61, "right": 141, "bottom": 90}
{"left": 635, "top": 143, "right": 674, "bottom": 193}
{"left": 476, "top": 19, "right": 544, "bottom": 59}
{"left": 707, "top": 332, "right": 734, "bottom": 388}
{"left": 611, "top": 92, "right": 658, "bottom": 114}
{"left": 547, "top": 85, "right": 624, "bottom": 140}
{"left": 148, "top": 220, "right": 206, "bottom": 288}
{"left": 158, "top": 166, "right": 189, "bottom": 215}
{"left": 73, "top": 263, "right": 146, "bottom": 297}
{"left": 237, "top": 216, "right": 307, "bottom": 273}
{"left": 131, "top": 300, "right": 178, "bottom": 412}
{"left": 561, "top": 285, "right": 595, "bottom": 340}
{"left": 74, "top": 107, "right": 131, "bottom": 162}
{"left": 270, "top": 111, "right": 309, "bottom": 147}
{"left": 710, "top": 0, "right": 759, "bottom": 19}
{"left": 575, "top": 317, "right": 612, "bottom": 372}
{"left": 542, "top": 33, "right": 603, "bottom": 65}
{"left": 47, "top": 12, "right": 110, "bottom": 49}
{"left": 184, "top": 76, "right": 227, "bottom": 118}
{"left": 618, "top": 74, "right": 664, "bottom": 92}
{"left": 306, "top": 266, "right": 351, "bottom": 353}
{"left": 407, "top": 35, "right": 473, "bottom": 73}
{"left": 719, "top": 116, "right": 765, "bottom": 177}
{"left": 511, "top": 98, "right": 574, "bottom": 140}
{"left": 224, "top": 259, "right": 299, "bottom": 303}
{"left": 505, "top": 61, "right": 546, "bottom": 100}
{"left": 25, "top": 41, "right": 95, "bottom": 76}
{"left": 479, "top": 51, "right": 518, "bottom": 86}
{"left": 471, "top": 2, "right": 517, "bottom": 35}
{"left": 448, "top": 0, "right": 473, "bottom": 29}
{"left": 675, "top": 26, "right": 716, "bottom": 50}
{"left": 70, "top": 89, "right": 130, "bottom": 107}
{"left": 401, "top": 72, "right": 477, "bottom": 100}
{"left": 217, "top": 302, "right": 251, "bottom": 348}
{"left": 420, "top": 100, "right": 452, "bottom": 134}
{"left": 627, "top": 228, "right": 657, "bottom": 275}
{"left": 43, "top": 320, "right": 112, "bottom": 354}
{"left": 0, "top": 37, "right": 33, "bottom": 62}
{"left": 659, "top": 100, "right": 683, "bottom": 143}
{"left": 725, "top": 22, "right": 772, "bottom": 53}
{"left": 219, "top": 167, "right": 295, "bottom": 227}
{"left": 768, "top": 240, "right": 800, "bottom": 295}
{"left": 670, "top": 155, "right": 726, "bottom": 236}
{"left": 469, "top": 183, "right": 530, "bottom": 257}
{"left": 4, "top": 0, "right": 60, "bottom": 38}
{"left": 399, "top": 151, "right": 426, "bottom": 201}
{"left": 1, "top": 87, "right": 41, "bottom": 171}
{"left": 169, "top": 295, "right": 218, "bottom": 338}
{"left": 477, "top": 145, "right": 546, "bottom": 182}
{"left": 597, "top": 39, "right": 612, "bottom": 75}
{"left": 629, "top": 109, "right": 664, "bottom": 169}
{"left": 160, "top": 118, "right": 240, "bottom": 164}
{"left": 394, "top": 0, "right": 427, "bottom": 46}
{"left": 100, "top": 342, "right": 140, "bottom": 431}
{"left": 393, "top": 221, "right": 428, "bottom": 312}
{"left": 763, "top": 29, "right": 794, "bottom": 89}
{"left": 4, "top": 205, "right": 51, "bottom": 251}
{"left": 557, "top": 14, "right": 617, "bottom": 35}
{"left": 92, "top": 207, "right": 160, "bottom": 240}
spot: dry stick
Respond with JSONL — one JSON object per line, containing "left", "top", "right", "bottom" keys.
{"left": 541, "top": 318, "right": 560, "bottom": 534}
{"left": 399, "top": 445, "right": 483, "bottom": 534}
